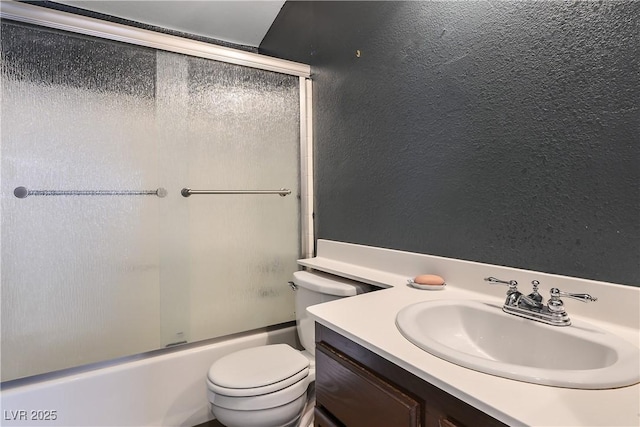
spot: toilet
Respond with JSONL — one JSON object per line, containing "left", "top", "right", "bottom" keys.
{"left": 206, "top": 270, "right": 371, "bottom": 427}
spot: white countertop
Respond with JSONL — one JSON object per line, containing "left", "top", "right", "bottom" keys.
{"left": 303, "top": 240, "right": 640, "bottom": 427}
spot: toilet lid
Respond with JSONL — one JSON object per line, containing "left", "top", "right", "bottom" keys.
{"left": 207, "top": 344, "right": 309, "bottom": 393}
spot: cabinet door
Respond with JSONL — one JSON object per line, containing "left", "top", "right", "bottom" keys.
{"left": 316, "top": 344, "right": 420, "bottom": 427}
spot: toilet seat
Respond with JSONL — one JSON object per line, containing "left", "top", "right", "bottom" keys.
{"left": 207, "top": 344, "right": 310, "bottom": 399}
{"left": 208, "top": 367, "right": 309, "bottom": 397}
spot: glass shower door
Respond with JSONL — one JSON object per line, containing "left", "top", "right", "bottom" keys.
{"left": 1, "top": 20, "right": 301, "bottom": 381}
{"left": 156, "top": 53, "right": 301, "bottom": 345}
{"left": 1, "top": 22, "right": 163, "bottom": 380}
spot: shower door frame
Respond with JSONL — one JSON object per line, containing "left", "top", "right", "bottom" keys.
{"left": 0, "top": 0, "right": 315, "bottom": 259}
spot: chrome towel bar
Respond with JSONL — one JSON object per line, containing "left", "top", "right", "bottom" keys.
{"left": 181, "top": 188, "right": 291, "bottom": 197}
{"left": 13, "top": 186, "right": 168, "bottom": 198}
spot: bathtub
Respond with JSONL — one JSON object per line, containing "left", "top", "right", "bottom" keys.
{"left": 1, "top": 325, "right": 298, "bottom": 426}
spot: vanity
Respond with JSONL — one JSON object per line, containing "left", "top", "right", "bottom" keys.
{"left": 302, "top": 240, "right": 640, "bottom": 427}
{"left": 314, "top": 324, "right": 506, "bottom": 427}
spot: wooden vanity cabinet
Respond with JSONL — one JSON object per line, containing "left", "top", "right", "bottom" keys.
{"left": 314, "top": 324, "right": 507, "bottom": 427}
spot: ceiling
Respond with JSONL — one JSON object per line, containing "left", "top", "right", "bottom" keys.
{"left": 54, "top": 1, "right": 286, "bottom": 47}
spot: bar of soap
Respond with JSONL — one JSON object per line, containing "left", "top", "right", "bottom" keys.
{"left": 413, "top": 274, "right": 445, "bottom": 286}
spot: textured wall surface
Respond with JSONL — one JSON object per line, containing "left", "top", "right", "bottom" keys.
{"left": 262, "top": 1, "right": 640, "bottom": 285}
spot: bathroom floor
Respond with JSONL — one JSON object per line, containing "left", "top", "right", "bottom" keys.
{"left": 193, "top": 420, "right": 224, "bottom": 427}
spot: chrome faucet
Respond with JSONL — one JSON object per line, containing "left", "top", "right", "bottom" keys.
{"left": 484, "top": 277, "right": 597, "bottom": 326}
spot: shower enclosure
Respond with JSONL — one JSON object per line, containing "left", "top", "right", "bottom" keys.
{"left": 0, "top": 3, "right": 312, "bottom": 382}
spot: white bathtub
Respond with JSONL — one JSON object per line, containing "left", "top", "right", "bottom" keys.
{"left": 1, "top": 325, "right": 298, "bottom": 427}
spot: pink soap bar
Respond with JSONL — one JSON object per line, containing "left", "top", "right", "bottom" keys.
{"left": 413, "top": 274, "right": 445, "bottom": 286}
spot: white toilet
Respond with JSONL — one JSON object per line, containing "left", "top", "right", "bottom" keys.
{"left": 206, "top": 270, "right": 371, "bottom": 427}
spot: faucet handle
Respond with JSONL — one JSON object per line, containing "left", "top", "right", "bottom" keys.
{"left": 485, "top": 277, "right": 520, "bottom": 305}
{"left": 547, "top": 287, "right": 597, "bottom": 316}
{"left": 484, "top": 277, "right": 518, "bottom": 289}
{"left": 549, "top": 287, "right": 598, "bottom": 303}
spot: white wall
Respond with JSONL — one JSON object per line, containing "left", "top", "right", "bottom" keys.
{"left": 0, "top": 326, "right": 298, "bottom": 427}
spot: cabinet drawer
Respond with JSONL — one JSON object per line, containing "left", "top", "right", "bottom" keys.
{"left": 316, "top": 344, "right": 420, "bottom": 427}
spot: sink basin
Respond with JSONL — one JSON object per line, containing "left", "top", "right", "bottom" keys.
{"left": 396, "top": 299, "right": 640, "bottom": 389}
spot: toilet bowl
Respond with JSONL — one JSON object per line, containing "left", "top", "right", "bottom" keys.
{"left": 207, "top": 344, "right": 312, "bottom": 427}
{"left": 206, "top": 271, "right": 371, "bottom": 427}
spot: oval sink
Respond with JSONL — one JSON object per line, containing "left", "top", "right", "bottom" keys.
{"left": 396, "top": 299, "right": 640, "bottom": 389}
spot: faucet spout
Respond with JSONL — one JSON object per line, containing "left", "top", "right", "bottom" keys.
{"left": 519, "top": 294, "right": 544, "bottom": 310}
{"left": 519, "top": 280, "right": 544, "bottom": 310}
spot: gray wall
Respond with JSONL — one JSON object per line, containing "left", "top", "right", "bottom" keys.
{"left": 261, "top": 1, "right": 640, "bottom": 286}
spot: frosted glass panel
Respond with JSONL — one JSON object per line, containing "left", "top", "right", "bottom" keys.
{"left": 178, "top": 56, "right": 300, "bottom": 342}
{"left": 154, "top": 53, "right": 300, "bottom": 344}
{"left": 1, "top": 21, "right": 300, "bottom": 381}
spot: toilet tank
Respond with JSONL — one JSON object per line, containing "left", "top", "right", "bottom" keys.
{"left": 292, "top": 271, "right": 372, "bottom": 355}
